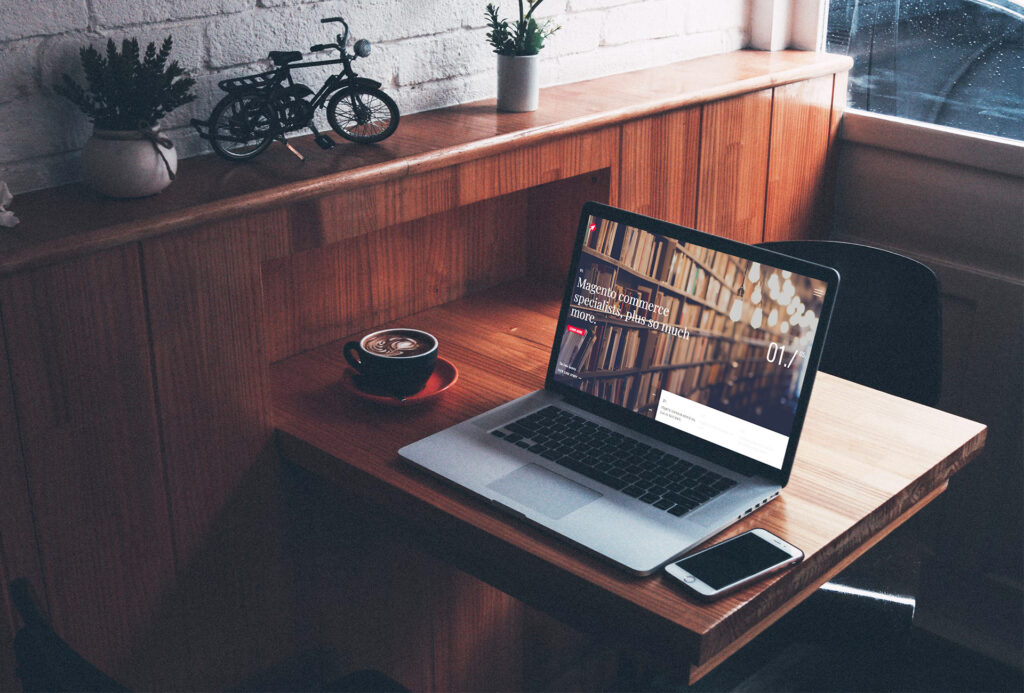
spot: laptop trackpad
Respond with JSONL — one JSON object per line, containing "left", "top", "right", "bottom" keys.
{"left": 488, "top": 464, "right": 601, "bottom": 520}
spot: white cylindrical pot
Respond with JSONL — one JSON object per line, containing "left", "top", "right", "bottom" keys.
{"left": 83, "top": 128, "right": 178, "bottom": 198}
{"left": 496, "top": 54, "right": 539, "bottom": 112}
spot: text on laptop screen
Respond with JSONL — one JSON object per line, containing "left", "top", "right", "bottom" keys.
{"left": 552, "top": 215, "right": 829, "bottom": 469}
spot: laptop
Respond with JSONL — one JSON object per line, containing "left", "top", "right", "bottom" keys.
{"left": 400, "top": 202, "right": 839, "bottom": 575}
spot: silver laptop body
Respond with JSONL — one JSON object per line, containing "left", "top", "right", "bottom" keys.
{"left": 401, "top": 202, "right": 838, "bottom": 575}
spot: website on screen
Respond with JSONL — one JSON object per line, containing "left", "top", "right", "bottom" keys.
{"left": 553, "top": 216, "right": 828, "bottom": 468}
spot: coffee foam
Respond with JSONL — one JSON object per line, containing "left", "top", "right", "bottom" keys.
{"left": 363, "top": 330, "right": 433, "bottom": 357}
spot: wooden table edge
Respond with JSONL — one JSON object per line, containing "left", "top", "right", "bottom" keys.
{"left": 688, "top": 482, "right": 947, "bottom": 683}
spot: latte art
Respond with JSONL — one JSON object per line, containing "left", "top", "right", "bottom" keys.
{"left": 363, "top": 331, "right": 433, "bottom": 357}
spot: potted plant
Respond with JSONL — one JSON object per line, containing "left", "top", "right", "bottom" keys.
{"left": 485, "top": 1, "right": 560, "bottom": 112}
{"left": 56, "top": 37, "right": 195, "bottom": 198}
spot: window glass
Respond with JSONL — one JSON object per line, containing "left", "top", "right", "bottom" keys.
{"left": 827, "top": 0, "right": 1024, "bottom": 140}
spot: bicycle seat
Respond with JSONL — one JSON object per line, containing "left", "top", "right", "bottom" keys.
{"left": 269, "top": 51, "right": 303, "bottom": 65}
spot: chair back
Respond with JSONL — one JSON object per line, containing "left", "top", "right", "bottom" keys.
{"left": 758, "top": 240, "right": 942, "bottom": 407}
{"left": 9, "top": 578, "right": 129, "bottom": 692}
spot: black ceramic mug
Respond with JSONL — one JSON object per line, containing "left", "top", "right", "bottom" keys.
{"left": 343, "top": 328, "right": 438, "bottom": 398}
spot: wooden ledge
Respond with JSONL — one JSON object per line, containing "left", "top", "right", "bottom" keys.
{"left": 1, "top": 50, "right": 851, "bottom": 276}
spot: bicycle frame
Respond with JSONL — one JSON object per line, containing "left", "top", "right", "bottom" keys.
{"left": 191, "top": 15, "right": 398, "bottom": 158}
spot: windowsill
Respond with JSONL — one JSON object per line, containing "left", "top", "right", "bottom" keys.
{"left": 839, "top": 109, "right": 1024, "bottom": 177}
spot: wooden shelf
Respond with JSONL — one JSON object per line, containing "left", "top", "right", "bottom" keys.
{"left": 1, "top": 50, "right": 851, "bottom": 276}
{"left": 270, "top": 278, "right": 985, "bottom": 682}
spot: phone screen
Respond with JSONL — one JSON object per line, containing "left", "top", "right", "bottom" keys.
{"left": 673, "top": 531, "right": 793, "bottom": 589}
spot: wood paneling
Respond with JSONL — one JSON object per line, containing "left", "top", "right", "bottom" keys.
{"left": 0, "top": 247, "right": 174, "bottom": 681}
{"left": 620, "top": 108, "right": 700, "bottom": 227}
{"left": 138, "top": 212, "right": 293, "bottom": 689}
{"left": 0, "top": 314, "right": 36, "bottom": 693}
{"left": 142, "top": 211, "right": 288, "bottom": 556}
{"left": 763, "top": 76, "right": 836, "bottom": 242}
{"left": 263, "top": 193, "right": 531, "bottom": 362}
{"left": 270, "top": 279, "right": 986, "bottom": 681}
{"left": 696, "top": 90, "right": 773, "bottom": 243}
{"left": 527, "top": 171, "right": 614, "bottom": 285}
{"left": 0, "top": 553, "right": 16, "bottom": 693}
{"left": 0, "top": 293, "right": 46, "bottom": 596}
{"left": 431, "top": 568, "right": 524, "bottom": 692}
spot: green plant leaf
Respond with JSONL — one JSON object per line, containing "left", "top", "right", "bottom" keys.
{"left": 53, "top": 35, "right": 195, "bottom": 129}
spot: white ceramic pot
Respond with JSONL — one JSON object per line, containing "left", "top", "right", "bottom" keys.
{"left": 82, "top": 128, "right": 178, "bottom": 198}
{"left": 496, "top": 54, "right": 539, "bottom": 112}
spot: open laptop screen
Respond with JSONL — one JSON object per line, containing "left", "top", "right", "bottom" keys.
{"left": 550, "top": 205, "right": 833, "bottom": 471}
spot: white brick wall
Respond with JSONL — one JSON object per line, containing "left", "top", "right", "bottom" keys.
{"left": 0, "top": 0, "right": 747, "bottom": 194}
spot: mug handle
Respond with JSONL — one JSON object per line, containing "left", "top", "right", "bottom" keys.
{"left": 343, "top": 341, "right": 363, "bottom": 371}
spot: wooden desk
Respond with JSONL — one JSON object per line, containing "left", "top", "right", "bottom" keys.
{"left": 271, "top": 279, "right": 986, "bottom": 685}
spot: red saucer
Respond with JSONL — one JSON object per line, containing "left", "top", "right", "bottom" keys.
{"left": 342, "top": 357, "right": 458, "bottom": 406}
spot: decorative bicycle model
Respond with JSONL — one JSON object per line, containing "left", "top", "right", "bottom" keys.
{"left": 192, "top": 16, "right": 399, "bottom": 161}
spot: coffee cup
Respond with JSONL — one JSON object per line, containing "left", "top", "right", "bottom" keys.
{"left": 343, "top": 328, "right": 438, "bottom": 398}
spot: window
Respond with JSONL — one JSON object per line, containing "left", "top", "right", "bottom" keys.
{"left": 826, "top": 0, "right": 1024, "bottom": 141}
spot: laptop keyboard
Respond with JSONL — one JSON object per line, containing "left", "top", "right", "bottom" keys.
{"left": 490, "top": 405, "right": 737, "bottom": 516}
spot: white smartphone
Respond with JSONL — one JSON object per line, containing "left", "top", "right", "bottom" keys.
{"left": 664, "top": 528, "right": 803, "bottom": 600}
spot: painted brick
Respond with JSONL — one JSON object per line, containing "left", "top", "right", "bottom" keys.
{"left": 0, "top": 152, "right": 82, "bottom": 192}
{"left": 92, "top": 0, "right": 250, "bottom": 28}
{"left": 392, "top": 32, "right": 494, "bottom": 87}
{"left": 207, "top": 3, "right": 367, "bottom": 68}
{"left": 393, "top": 71, "right": 493, "bottom": 114}
{"left": 544, "top": 11, "right": 603, "bottom": 57}
{"left": 568, "top": 0, "right": 632, "bottom": 11}
{"left": 0, "top": 96, "right": 90, "bottom": 162}
{"left": 1, "top": 0, "right": 88, "bottom": 42}
{"left": 602, "top": 0, "right": 686, "bottom": 45}
{"left": 687, "top": 0, "right": 746, "bottom": 34}
{"left": 0, "top": 39, "right": 41, "bottom": 105}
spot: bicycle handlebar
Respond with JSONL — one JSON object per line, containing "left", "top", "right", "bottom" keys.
{"left": 310, "top": 44, "right": 330, "bottom": 51}
{"left": 320, "top": 17, "right": 345, "bottom": 23}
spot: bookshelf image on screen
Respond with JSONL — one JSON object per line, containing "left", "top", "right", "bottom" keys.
{"left": 553, "top": 215, "right": 829, "bottom": 468}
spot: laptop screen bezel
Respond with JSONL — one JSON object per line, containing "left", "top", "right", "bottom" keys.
{"left": 544, "top": 201, "right": 840, "bottom": 486}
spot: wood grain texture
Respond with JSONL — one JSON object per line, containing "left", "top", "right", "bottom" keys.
{"left": 763, "top": 76, "right": 836, "bottom": 242}
{"left": 142, "top": 211, "right": 288, "bottom": 557}
{"left": 138, "top": 213, "right": 294, "bottom": 689}
{"left": 263, "top": 193, "right": 531, "bottom": 362}
{"left": 696, "top": 90, "right": 774, "bottom": 243}
{"left": 0, "top": 313, "right": 38, "bottom": 693}
{"left": 0, "top": 295, "right": 46, "bottom": 600}
{"left": 270, "top": 279, "right": 986, "bottom": 678}
{"left": 619, "top": 108, "right": 700, "bottom": 227}
{"left": 0, "top": 551, "right": 16, "bottom": 693}
{"left": 526, "top": 171, "right": 614, "bottom": 285}
{"left": 430, "top": 567, "right": 525, "bottom": 691}
{"left": 0, "top": 247, "right": 174, "bottom": 681}
{"left": 1, "top": 51, "right": 851, "bottom": 276}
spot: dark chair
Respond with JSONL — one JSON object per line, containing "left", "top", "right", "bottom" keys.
{"left": 706, "top": 239, "right": 945, "bottom": 689}
{"left": 757, "top": 240, "right": 942, "bottom": 407}
{"left": 8, "top": 578, "right": 407, "bottom": 693}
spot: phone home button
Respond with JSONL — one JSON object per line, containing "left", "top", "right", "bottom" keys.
{"left": 683, "top": 575, "right": 696, "bottom": 583}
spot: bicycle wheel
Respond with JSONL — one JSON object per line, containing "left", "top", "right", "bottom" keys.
{"left": 208, "top": 92, "right": 275, "bottom": 161}
{"left": 326, "top": 87, "right": 400, "bottom": 143}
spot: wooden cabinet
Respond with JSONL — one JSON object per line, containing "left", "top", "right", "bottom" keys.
{"left": 697, "top": 89, "right": 774, "bottom": 244}
{"left": 620, "top": 107, "right": 701, "bottom": 227}
{"left": 0, "top": 51, "right": 851, "bottom": 689}
{"left": 0, "top": 247, "right": 174, "bottom": 679}
{"left": 764, "top": 75, "right": 838, "bottom": 242}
